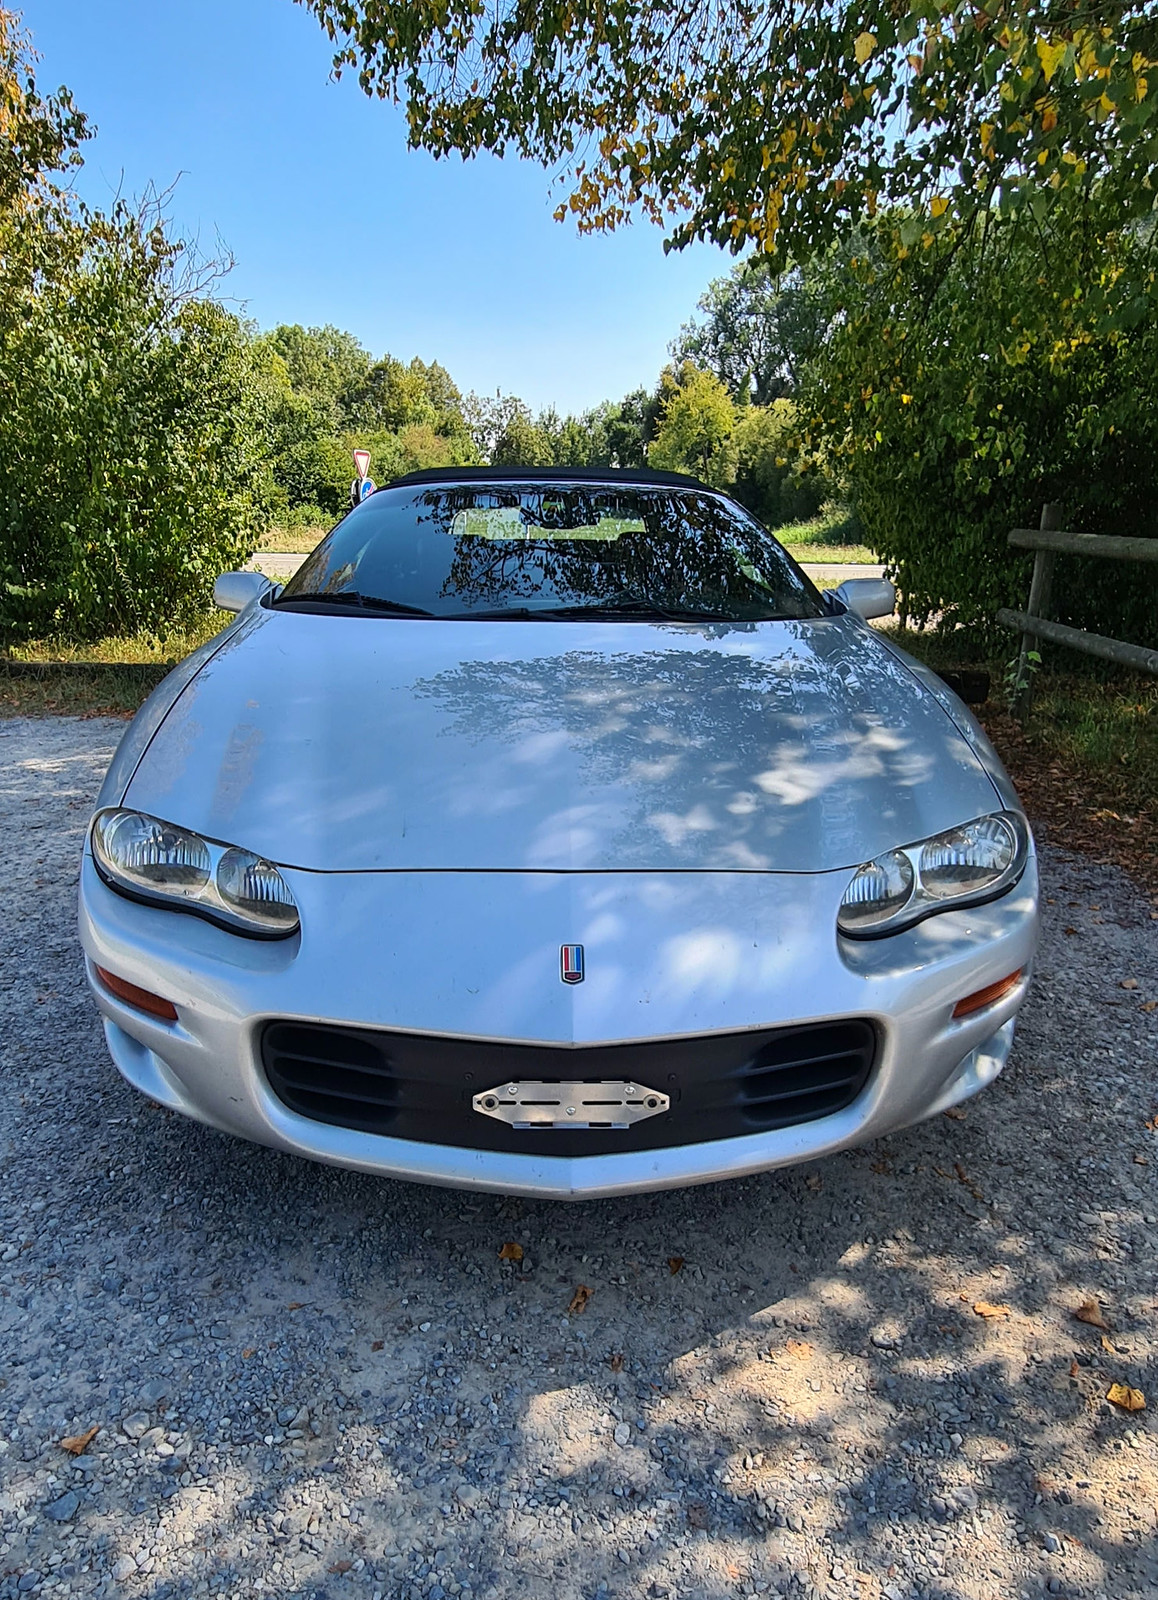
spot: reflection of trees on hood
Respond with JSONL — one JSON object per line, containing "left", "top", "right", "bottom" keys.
{"left": 410, "top": 634, "right": 921, "bottom": 815}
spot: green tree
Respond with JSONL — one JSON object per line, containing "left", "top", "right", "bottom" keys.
{"left": 298, "top": 0, "right": 1157, "bottom": 273}
{"left": 671, "top": 259, "right": 827, "bottom": 404}
{"left": 257, "top": 322, "right": 372, "bottom": 431}
{"left": 732, "top": 401, "right": 827, "bottom": 527}
{"left": 647, "top": 364, "right": 737, "bottom": 486}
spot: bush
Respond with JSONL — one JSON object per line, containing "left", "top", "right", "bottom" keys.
{"left": 802, "top": 205, "right": 1158, "bottom": 642}
{"left": 0, "top": 202, "right": 273, "bottom": 645}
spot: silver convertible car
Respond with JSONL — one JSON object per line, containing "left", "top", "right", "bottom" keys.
{"left": 80, "top": 467, "right": 1039, "bottom": 1198}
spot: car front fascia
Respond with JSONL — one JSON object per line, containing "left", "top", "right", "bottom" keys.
{"left": 78, "top": 843, "right": 1039, "bottom": 1200}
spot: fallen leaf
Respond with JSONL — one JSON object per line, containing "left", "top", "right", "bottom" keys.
{"left": 1107, "top": 1383, "right": 1145, "bottom": 1412}
{"left": 568, "top": 1284, "right": 591, "bottom": 1315}
{"left": 1121, "top": 978, "right": 1139, "bottom": 990}
{"left": 667, "top": 1256, "right": 685, "bottom": 1275}
{"left": 371, "top": 1339, "right": 384, "bottom": 1352}
{"left": 498, "top": 1242, "right": 524, "bottom": 1263}
{"left": 241, "top": 1347, "right": 255, "bottom": 1359}
{"left": 1073, "top": 1297, "right": 1111, "bottom": 1331}
{"left": 805, "top": 1173, "right": 823, "bottom": 1191}
{"left": 60, "top": 1425, "right": 99, "bottom": 1456}
{"left": 1063, "top": 926, "right": 1078, "bottom": 936}
{"left": 328, "top": 1560, "right": 353, "bottom": 1574}
{"left": 973, "top": 1301, "right": 1011, "bottom": 1320}
{"left": 1069, "top": 1360, "right": 1080, "bottom": 1378}
{"left": 1101, "top": 1335, "right": 1117, "bottom": 1355}
{"left": 609, "top": 1353, "right": 624, "bottom": 1372}
{"left": 870, "top": 1159, "right": 891, "bottom": 1175}
{"left": 943, "top": 1107, "right": 966, "bottom": 1121}
{"left": 287, "top": 1302, "right": 305, "bottom": 1311}
{"left": 1142, "top": 1001, "right": 1157, "bottom": 1013}
{"left": 1135, "top": 1154, "right": 1150, "bottom": 1166}
{"left": 785, "top": 1339, "right": 814, "bottom": 1359}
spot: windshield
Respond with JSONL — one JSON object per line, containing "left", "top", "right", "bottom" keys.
{"left": 275, "top": 481, "right": 825, "bottom": 622}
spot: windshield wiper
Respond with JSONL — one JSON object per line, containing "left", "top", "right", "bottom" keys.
{"left": 448, "top": 601, "right": 754, "bottom": 623}
{"left": 275, "top": 593, "right": 435, "bottom": 618}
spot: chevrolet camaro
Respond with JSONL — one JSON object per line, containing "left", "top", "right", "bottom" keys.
{"left": 79, "top": 466, "right": 1039, "bottom": 1198}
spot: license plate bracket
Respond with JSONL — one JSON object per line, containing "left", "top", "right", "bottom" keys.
{"left": 472, "top": 1079, "right": 670, "bottom": 1130}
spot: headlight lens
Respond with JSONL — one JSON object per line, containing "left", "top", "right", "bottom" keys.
{"left": 838, "top": 811, "right": 1028, "bottom": 939}
{"left": 217, "top": 847, "right": 300, "bottom": 933}
{"left": 91, "top": 809, "right": 299, "bottom": 938}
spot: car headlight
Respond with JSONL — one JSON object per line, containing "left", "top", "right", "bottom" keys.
{"left": 91, "top": 809, "right": 299, "bottom": 938}
{"left": 838, "top": 811, "right": 1028, "bottom": 938}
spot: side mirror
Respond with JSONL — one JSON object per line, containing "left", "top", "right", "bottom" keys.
{"left": 830, "top": 577, "right": 896, "bottom": 620}
{"left": 214, "top": 571, "right": 272, "bottom": 614}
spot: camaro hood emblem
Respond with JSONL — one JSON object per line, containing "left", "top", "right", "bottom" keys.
{"left": 560, "top": 944, "right": 585, "bottom": 984}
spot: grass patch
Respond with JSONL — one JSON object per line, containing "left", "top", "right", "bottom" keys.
{"left": 258, "top": 524, "right": 329, "bottom": 555}
{"left": 6, "top": 616, "right": 231, "bottom": 665}
{"left": 0, "top": 664, "right": 167, "bottom": 718}
{"left": 783, "top": 542, "right": 880, "bottom": 566}
{"left": 0, "top": 617, "right": 233, "bottom": 718}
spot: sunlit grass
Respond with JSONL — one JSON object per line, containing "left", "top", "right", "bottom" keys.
{"left": 783, "top": 541, "right": 880, "bottom": 565}
{"left": 7, "top": 615, "right": 232, "bottom": 664}
{"left": 257, "top": 524, "right": 329, "bottom": 554}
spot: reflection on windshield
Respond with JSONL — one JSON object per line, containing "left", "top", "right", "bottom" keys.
{"left": 276, "top": 482, "right": 823, "bottom": 623}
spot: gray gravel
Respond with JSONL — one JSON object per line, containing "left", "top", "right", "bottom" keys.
{"left": 1, "top": 714, "right": 1157, "bottom": 1600}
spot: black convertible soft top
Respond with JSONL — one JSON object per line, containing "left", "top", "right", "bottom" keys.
{"left": 386, "top": 464, "right": 710, "bottom": 491}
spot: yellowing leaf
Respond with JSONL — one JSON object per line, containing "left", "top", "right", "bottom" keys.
{"left": 1036, "top": 38, "right": 1067, "bottom": 82}
{"left": 930, "top": 195, "right": 949, "bottom": 219}
{"left": 60, "top": 1425, "right": 100, "bottom": 1456}
{"left": 973, "top": 1301, "right": 1011, "bottom": 1319}
{"left": 854, "top": 32, "right": 876, "bottom": 66}
{"left": 1041, "top": 104, "right": 1058, "bottom": 132}
{"left": 901, "top": 394, "right": 913, "bottom": 404}
{"left": 498, "top": 1241, "right": 524, "bottom": 1262}
{"left": 1107, "top": 1383, "right": 1146, "bottom": 1412}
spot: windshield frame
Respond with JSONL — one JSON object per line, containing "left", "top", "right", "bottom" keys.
{"left": 272, "top": 476, "right": 826, "bottom": 625}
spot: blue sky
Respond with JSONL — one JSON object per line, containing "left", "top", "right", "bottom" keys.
{"left": 25, "top": 0, "right": 733, "bottom": 413}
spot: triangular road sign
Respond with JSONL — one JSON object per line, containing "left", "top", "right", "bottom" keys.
{"left": 352, "top": 448, "right": 371, "bottom": 480}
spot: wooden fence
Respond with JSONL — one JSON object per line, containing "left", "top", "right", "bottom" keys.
{"left": 995, "top": 503, "right": 1158, "bottom": 717}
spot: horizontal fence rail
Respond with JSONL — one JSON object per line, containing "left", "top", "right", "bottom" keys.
{"left": 997, "top": 504, "right": 1158, "bottom": 717}
{"left": 996, "top": 609, "right": 1158, "bottom": 676}
{"left": 1007, "top": 529, "right": 1158, "bottom": 563}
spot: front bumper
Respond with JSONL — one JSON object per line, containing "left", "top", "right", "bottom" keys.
{"left": 78, "top": 852, "right": 1039, "bottom": 1199}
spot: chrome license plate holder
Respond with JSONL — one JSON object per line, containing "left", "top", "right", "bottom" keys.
{"left": 472, "top": 1080, "right": 670, "bottom": 1130}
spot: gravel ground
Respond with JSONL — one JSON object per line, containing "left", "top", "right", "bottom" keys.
{"left": 2, "top": 715, "right": 1157, "bottom": 1600}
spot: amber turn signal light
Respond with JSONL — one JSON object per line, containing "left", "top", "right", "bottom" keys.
{"left": 952, "top": 969, "right": 1023, "bottom": 1019}
{"left": 94, "top": 965, "right": 178, "bottom": 1022}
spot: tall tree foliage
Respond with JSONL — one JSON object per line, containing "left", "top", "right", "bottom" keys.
{"left": 298, "top": 0, "right": 1157, "bottom": 281}
{"left": 671, "top": 260, "right": 826, "bottom": 403}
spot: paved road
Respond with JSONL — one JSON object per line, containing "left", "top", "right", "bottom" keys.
{"left": 2, "top": 718, "right": 1155, "bottom": 1600}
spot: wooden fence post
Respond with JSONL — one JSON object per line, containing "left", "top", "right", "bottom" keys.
{"left": 1012, "top": 502, "right": 1062, "bottom": 721}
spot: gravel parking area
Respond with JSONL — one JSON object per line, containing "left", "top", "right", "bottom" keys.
{"left": 2, "top": 716, "right": 1157, "bottom": 1600}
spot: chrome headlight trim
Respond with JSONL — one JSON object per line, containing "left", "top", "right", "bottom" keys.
{"left": 837, "top": 810, "right": 1029, "bottom": 940}
{"left": 91, "top": 808, "right": 300, "bottom": 940}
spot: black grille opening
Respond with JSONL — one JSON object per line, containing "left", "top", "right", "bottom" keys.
{"left": 261, "top": 1017, "right": 876, "bottom": 1154}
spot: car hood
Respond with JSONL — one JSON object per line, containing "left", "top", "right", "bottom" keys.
{"left": 121, "top": 609, "right": 1001, "bottom": 873}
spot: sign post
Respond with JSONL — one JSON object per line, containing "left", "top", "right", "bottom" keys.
{"left": 350, "top": 448, "right": 375, "bottom": 508}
